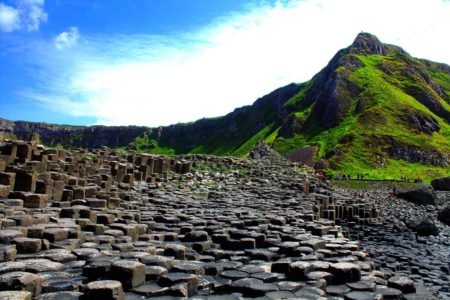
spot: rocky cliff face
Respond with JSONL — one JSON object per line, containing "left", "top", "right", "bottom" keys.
{"left": 0, "top": 119, "right": 148, "bottom": 148}
{"left": 1, "top": 33, "right": 449, "bottom": 180}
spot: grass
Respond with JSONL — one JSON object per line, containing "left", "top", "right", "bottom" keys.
{"left": 272, "top": 53, "right": 450, "bottom": 181}
{"left": 331, "top": 179, "right": 422, "bottom": 190}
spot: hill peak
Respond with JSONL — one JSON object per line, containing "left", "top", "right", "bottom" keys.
{"left": 349, "top": 32, "right": 388, "bottom": 55}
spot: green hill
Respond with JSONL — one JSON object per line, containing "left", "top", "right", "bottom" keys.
{"left": 2, "top": 33, "right": 449, "bottom": 180}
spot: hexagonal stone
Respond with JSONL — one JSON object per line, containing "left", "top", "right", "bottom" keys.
{"left": 163, "top": 243, "right": 186, "bottom": 260}
{"left": 327, "top": 284, "right": 352, "bottom": 296}
{"left": 133, "top": 283, "right": 169, "bottom": 297}
{"left": 158, "top": 272, "right": 199, "bottom": 296}
{"left": 23, "top": 194, "right": 48, "bottom": 208}
{"left": 288, "top": 261, "right": 313, "bottom": 280}
{"left": 344, "top": 291, "right": 379, "bottom": 300}
{"left": 12, "top": 237, "right": 42, "bottom": 254}
{"left": 145, "top": 266, "right": 168, "bottom": 281}
{"left": 251, "top": 272, "right": 279, "bottom": 283}
{"left": 330, "top": 262, "right": 361, "bottom": 284}
{"left": 42, "top": 279, "right": 79, "bottom": 293}
{"left": 277, "top": 280, "right": 304, "bottom": 292}
{"left": 22, "top": 259, "right": 65, "bottom": 273}
{"left": 0, "top": 262, "right": 26, "bottom": 275}
{"left": 0, "top": 271, "right": 42, "bottom": 297}
{"left": 220, "top": 270, "right": 249, "bottom": 280}
{"left": 306, "top": 271, "right": 334, "bottom": 284}
{"left": 37, "top": 291, "right": 84, "bottom": 300}
{"left": 0, "top": 230, "right": 25, "bottom": 244}
{"left": 43, "top": 228, "right": 68, "bottom": 242}
{"left": 346, "top": 280, "right": 376, "bottom": 292}
{"left": 85, "top": 280, "right": 124, "bottom": 300}
{"left": 0, "top": 291, "right": 32, "bottom": 300}
{"left": 140, "top": 255, "right": 173, "bottom": 269}
{"left": 171, "top": 261, "right": 205, "bottom": 275}
{"left": 109, "top": 260, "right": 146, "bottom": 290}
{"left": 375, "top": 286, "right": 403, "bottom": 299}
{"left": 387, "top": 276, "right": 416, "bottom": 293}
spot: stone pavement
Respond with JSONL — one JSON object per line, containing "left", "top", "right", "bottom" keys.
{"left": 0, "top": 140, "right": 448, "bottom": 299}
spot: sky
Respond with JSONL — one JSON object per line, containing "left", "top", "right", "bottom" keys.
{"left": 1, "top": 0, "right": 449, "bottom": 126}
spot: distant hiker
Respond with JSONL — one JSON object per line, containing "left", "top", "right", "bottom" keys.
{"left": 391, "top": 184, "right": 397, "bottom": 197}
{"left": 335, "top": 173, "right": 339, "bottom": 180}
{"left": 303, "top": 178, "right": 310, "bottom": 195}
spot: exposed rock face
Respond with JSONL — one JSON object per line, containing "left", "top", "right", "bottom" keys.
{"left": 384, "top": 145, "right": 449, "bottom": 167}
{"left": 403, "top": 113, "right": 440, "bottom": 134}
{"left": 431, "top": 176, "right": 450, "bottom": 191}
{"left": 349, "top": 32, "right": 389, "bottom": 56}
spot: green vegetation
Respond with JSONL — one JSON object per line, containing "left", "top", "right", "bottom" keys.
{"left": 331, "top": 179, "right": 422, "bottom": 190}
{"left": 127, "top": 133, "right": 175, "bottom": 155}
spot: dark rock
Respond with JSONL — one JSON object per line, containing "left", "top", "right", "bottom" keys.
{"left": 109, "top": 260, "right": 146, "bottom": 290}
{"left": 158, "top": 272, "right": 199, "bottom": 296}
{"left": 375, "top": 286, "right": 403, "bottom": 299}
{"left": 84, "top": 280, "right": 124, "bottom": 300}
{"left": 437, "top": 206, "right": 450, "bottom": 226}
{"left": 405, "top": 219, "right": 439, "bottom": 236}
{"left": 431, "top": 176, "right": 450, "bottom": 191}
{"left": 329, "top": 262, "right": 361, "bottom": 284}
{"left": 388, "top": 276, "right": 416, "bottom": 293}
{"left": 396, "top": 187, "right": 436, "bottom": 205}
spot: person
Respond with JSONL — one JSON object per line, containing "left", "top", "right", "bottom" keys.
{"left": 303, "top": 178, "right": 310, "bottom": 195}
{"left": 391, "top": 184, "right": 397, "bottom": 197}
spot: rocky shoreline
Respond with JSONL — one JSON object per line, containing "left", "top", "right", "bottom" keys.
{"left": 0, "top": 141, "right": 448, "bottom": 299}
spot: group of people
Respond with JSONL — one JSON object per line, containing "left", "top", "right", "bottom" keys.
{"left": 335, "top": 172, "right": 352, "bottom": 180}
{"left": 399, "top": 176, "right": 422, "bottom": 183}
{"left": 249, "top": 141, "right": 271, "bottom": 159}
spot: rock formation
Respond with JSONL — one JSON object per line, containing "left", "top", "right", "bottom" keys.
{"left": 0, "top": 140, "right": 448, "bottom": 299}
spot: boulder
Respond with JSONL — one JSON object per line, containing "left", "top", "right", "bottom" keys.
{"left": 396, "top": 187, "right": 436, "bottom": 205}
{"left": 437, "top": 206, "right": 450, "bottom": 226}
{"left": 431, "top": 176, "right": 450, "bottom": 191}
{"left": 405, "top": 219, "right": 439, "bottom": 236}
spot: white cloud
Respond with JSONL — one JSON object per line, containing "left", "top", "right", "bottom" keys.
{"left": 54, "top": 27, "right": 80, "bottom": 50}
{"left": 0, "top": 0, "right": 46, "bottom": 32}
{"left": 21, "top": 0, "right": 450, "bottom": 126}
{"left": 0, "top": 3, "right": 20, "bottom": 32}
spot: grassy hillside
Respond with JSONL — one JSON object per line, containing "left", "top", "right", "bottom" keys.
{"left": 5, "top": 33, "right": 449, "bottom": 181}
{"left": 124, "top": 35, "right": 450, "bottom": 181}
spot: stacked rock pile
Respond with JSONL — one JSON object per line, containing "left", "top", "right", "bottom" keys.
{"left": 0, "top": 140, "right": 446, "bottom": 299}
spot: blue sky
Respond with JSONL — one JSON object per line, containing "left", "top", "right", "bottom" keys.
{"left": 1, "top": 0, "right": 450, "bottom": 126}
